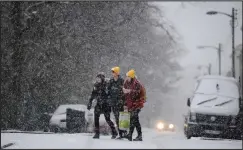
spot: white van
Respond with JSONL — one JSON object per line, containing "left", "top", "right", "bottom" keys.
{"left": 185, "top": 75, "right": 242, "bottom": 139}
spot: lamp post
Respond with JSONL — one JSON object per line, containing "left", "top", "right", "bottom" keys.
{"left": 208, "top": 63, "right": 212, "bottom": 75}
{"left": 206, "top": 8, "right": 237, "bottom": 78}
{"left": 241, "top": 26, "right": 243, "bottom": 99}
{"left": 197, "top": 43, "right": 222, "bottom": 75}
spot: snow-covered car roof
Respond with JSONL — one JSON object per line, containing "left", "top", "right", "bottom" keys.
{"left": 191, "top": 75, "right": 240, "bottom": 115}
{"left": 53, "top": 104, "right": 87, "bottom": 115}
{"left": 195, "top": 75, "right": 239, "bottom": 98}
{"left": 197, "top": 75, "right": 237, "bottom": 83}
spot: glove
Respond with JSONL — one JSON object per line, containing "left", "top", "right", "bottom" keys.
{"left": 123, "top": 88, "right": 131, "bottom": 94}
{"left": 121, "top": 95, "right": 125, "bottom": 101}
{"left": 118, "top": 99, "right": 124, "bottom": 105}
{"left": 123, "top": 106, "right": 128, "bottom": 111}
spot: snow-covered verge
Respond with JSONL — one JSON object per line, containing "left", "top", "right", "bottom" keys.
{"left": 147, "top": 130, "right": 242, "bottom": 149}
{"left": 1, "top": 133, "right": 156, "bottom": 149}
{"left": 1, "top": 128, "right": 242, "bottom": 149}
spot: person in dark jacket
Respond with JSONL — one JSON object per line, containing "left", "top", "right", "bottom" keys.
{"left": 107, "top": 66, "right": 127, "bottom": 139}
{"left": 87, "top": 72, "right": 118, "bottom": 139}
{"left": 123, "top": 69, "right": 144, "bottom": 141}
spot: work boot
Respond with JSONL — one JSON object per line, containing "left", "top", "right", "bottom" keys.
{"left": 117, "top": 130, "right": 126, "bottom": 139}
{"left": 111, "top": 129, "right": 118, "bottom": 139}
{"left": 93, "top": 133, "right": 100, "bottom": 139}
{"left": 125, "top": 133, "right": 133, "bottom": 141}
{"left": 133, "top": 125, "right": 142, "bottom": 141}
{"left": 116, "top": 136, "right": 123, "bottom": 140}
{"left": 125, "top": 126, "right": 135, "bottom": 141}
{"left": 133, "top": 135, "right": 142, "bottom": 141}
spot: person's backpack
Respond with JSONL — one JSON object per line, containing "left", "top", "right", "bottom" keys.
{"left": 135, "top": 80, "right": 146, "bottom": 103}
{"left": 139, "top": 83, "right": 147, "bottom": 103}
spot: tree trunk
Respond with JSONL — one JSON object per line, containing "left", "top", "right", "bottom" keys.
{"left": 11, "top": 1, "right": 24, "bottom": 129}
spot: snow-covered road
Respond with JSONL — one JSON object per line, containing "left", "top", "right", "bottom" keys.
{"left": 1, "top": 128, "right": 242, "bottom": 149}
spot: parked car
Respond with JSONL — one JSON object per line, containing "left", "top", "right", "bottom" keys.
{"left": 49, "top": 104, "right": 89, "bottom": 133}
{"left": 185, "top": 75, "right": 242, "bottom": 140}
{"left": 49, "top": 104, "right": 116, "bottom": 134}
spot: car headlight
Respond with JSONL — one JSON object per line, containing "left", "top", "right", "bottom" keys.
{"left": 190, "top": 113, "right": 196, "bottom": 121}
{"left": 156, "top": 122, "right": 164, "bottom": 130}
{"left": 169, "top": 124, "right": 174, "bottom": 129}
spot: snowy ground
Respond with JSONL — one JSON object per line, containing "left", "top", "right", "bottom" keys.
{"left": 1, "top": 128, "right": 242, "bottom": 149}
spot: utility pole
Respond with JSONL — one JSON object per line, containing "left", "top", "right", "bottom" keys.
{"left": 232, "top": 7, "right": 236, "bottom": 78}
{"left": 208, "top": 63, "right": 212, "bottom": 75}
{"left": 206, "top": 8, "right": 237, "bottom": 78}
{"left": 218, "top": 43, "right": 222, "bottom": 75}
{"left": 241, "top": 25, "right": 243, "bottom": 99}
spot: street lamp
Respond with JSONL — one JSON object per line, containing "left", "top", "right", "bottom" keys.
{"left": 206, "top": 8, "right": 237, "bottom": 78}
{"left": 197, "top": 43, "right": 222, "bottom": 75}
{"left": 206, "top": 11, "right": 233, "bottom": 18}
{"left": 206, "top": 11, "right": 218, "bottom": 15}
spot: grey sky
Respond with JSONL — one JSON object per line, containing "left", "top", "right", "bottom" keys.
{"left": 156, "top": 2, "right": 242, "bottom": 75}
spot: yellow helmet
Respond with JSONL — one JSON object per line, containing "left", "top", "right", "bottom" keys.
{"left": 126, "top": 69, "right": 135, "bottom": 78}
{"left": 111, "top": 66, "right": 120, "bottom": 74}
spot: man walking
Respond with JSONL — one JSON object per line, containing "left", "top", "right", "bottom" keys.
{"left": 107, "top": 66, "right": 127, "bottom": 139}
{"left": 87, "top": 72, "right": 118, "bottom": 139}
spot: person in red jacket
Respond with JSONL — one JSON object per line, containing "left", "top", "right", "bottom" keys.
{"left": 123, "top": 69, "right": 144, "bottom": 141}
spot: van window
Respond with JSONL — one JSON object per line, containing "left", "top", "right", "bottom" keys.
{"left": 195, "top": 78, "right": 239, "bottom": 98}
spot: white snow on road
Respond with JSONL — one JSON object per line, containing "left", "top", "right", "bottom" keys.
{"left": 1, "top": 133, "right": 156, "bottom": 149}
{"left": 145, "top": 129, "right": 242, "bottom": 149}
{"left": 1, "top": 128, "right": 242, "bottom": 149}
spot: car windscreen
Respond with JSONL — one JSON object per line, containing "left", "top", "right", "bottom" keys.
{"left": 195, "top": 78, "right": 239, "bottom": 98}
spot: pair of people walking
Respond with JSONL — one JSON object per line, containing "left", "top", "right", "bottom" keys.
{"left": 87, "top": 67, "right": 145, "bottom": 141}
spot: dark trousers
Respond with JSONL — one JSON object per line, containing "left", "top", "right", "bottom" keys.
{"left": 94, "top": 104, "right": 116, "bottom": 135}
{"left": 111, "top": 104, "right": 127, "bottom": 137}
{"left": 128, "top": 109, "right": 142, "bottom": 137}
